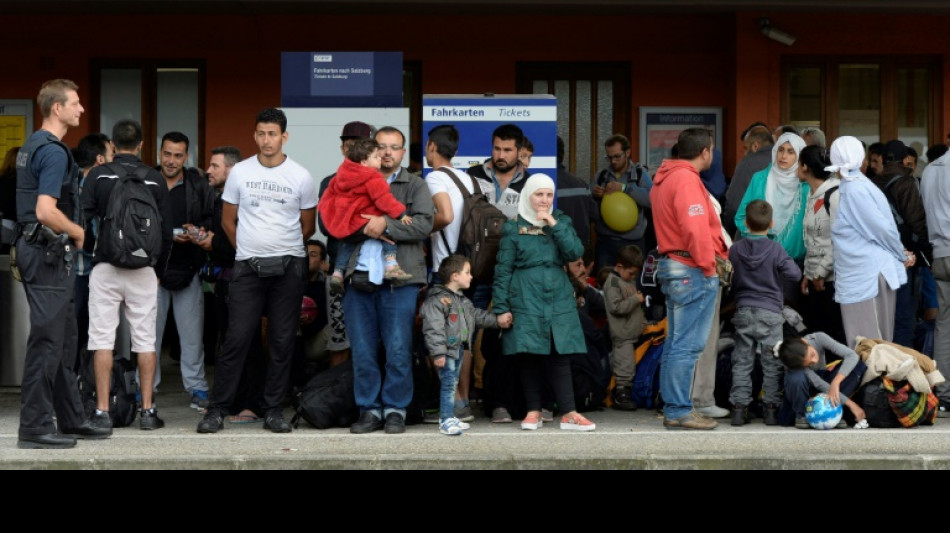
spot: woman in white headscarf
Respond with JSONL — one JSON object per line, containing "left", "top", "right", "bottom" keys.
{"left": 493, "top": 174, "right": 596, "bottom": 432}
{"left": 735, "top": 132, "right": 809, "bottom": 261}
{"left": 828, "top": 136, "right": 914, "bottom": 346}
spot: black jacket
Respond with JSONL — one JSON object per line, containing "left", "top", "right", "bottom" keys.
{"left": 556, "top": 166, "right": 596, "bottom": 248}
{"left": 318, "top": 172, "right": 339, "bottom": 261}
{"left": 873, "top": 162, "right": 933, "bottom": 262}
{"left": 155, "top": 166, "right": 215, "bottom": 274}
{"left": 208, "top": 189, "right": 236, "bottom": 269}
{"left": 160, "top": 166, "right": 215, "bottom": 231}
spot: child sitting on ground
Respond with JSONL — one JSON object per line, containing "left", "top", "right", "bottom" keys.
{"left": 318, "top": 138, "right": 413, "bottom": 295}
{"left": 421, "top": 255, "right": 508, "bottom": 436}
{"left": 729, "top": 200, "right": 802, "bottom": 426}
{"left": 603, "top": 245, "right": 646, "bottom": 411}
{"left": 776, "top": 334, "right": 869, "bottom": 430}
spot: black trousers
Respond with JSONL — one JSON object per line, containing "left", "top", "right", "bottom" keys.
{"left": 210, "top": 257, "right": 305, "bottom": 416}
{"left": 802, "top": 281, "right": 846, "bottom": 346}
{"left": 481, "top": 329, "right": 524, "bottom": 417}
{"left": 74, "top": 272, "right": 91, "bottom": 376}
{"left": 16, "top": 239, "right": 85, "bottom": 436}
{"left": 216, "top": 279, "right": 266, "bottom": 416}
{"left": 519, "top": 351, "right": 576, "bottom": 415}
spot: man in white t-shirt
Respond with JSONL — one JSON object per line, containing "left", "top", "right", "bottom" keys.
{"left": 198, "top": 108, "right": 318, "bottom": 435}
{"left": 426, "top": 125, "right": 475, "bottom": 276}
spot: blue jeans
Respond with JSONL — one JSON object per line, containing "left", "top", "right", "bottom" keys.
{"left": 438, "top": 350, "right": 463, "bottom": 420}
{"left": 343, "top": 282, "right": 419, "bottom": 419}
{"left": 658, "top": 259, "right": 720, "bottom": 421}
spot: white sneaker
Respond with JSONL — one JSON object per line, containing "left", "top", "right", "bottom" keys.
{"left": 457, "top": 420, "right": 471, "bottom": 431}
{"left": 695, "top": 405, "right": 731, "bottom": 419}
{"left": 439, "top": 418, "right": 464, "bottom": 436}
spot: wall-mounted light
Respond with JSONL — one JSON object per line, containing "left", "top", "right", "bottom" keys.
{"left": 760, "top": 17, "right": 797, "bottom": 46}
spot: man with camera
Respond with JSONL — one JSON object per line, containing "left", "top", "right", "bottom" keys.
{"left": 153, "top": 132, "right": 214, "bottom": 410}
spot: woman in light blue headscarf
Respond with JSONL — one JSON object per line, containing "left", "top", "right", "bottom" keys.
{"left": 828, "top": 136, "right": 913, "bottom": 346}
{"left": 735, "top": 132, "right": 809, "bottom": 261}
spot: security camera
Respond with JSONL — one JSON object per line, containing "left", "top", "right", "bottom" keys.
{"left": 760, "top": 18, "right": 797, "bottom": 46}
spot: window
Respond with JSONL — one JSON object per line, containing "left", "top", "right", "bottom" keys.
{"left": 838, "top": 64, "right": 880, "bottom": 144}
{"left": 897, "top": 67, "right": 931, "bottom": 155}
{"left": 787, "top": 66, "right": 822, "bottom": 130}
{"left": 517, "top": 62, "right": 630, "bottom": 182}
{"left": 783, "top": 58, "right": 940, "bottom": 157}
{"left": 91, "top": 60, "right": 205, "bottom": 168}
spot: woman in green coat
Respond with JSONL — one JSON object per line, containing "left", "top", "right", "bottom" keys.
{"left": 735, "top": 132, "right": 809, "bottom": 261}
{"left": 493, "top": 174, "right": 596, "bottom": 432}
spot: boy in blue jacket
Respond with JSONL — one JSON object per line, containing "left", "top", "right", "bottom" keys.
{"left": 729, "top": 200, "right": 802, "bottom": 426}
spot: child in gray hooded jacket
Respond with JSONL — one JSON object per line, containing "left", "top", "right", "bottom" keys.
{"left": 729, "top": 200, "right": 802, "bottom": 427}
{"left": 422, "top": 255, "right": 506, "bottom": 436}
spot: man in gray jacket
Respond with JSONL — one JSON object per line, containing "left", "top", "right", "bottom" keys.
{"left": 921, "top": 150, "right": 950, "bottom": 416}
{"left": 592, "top": 135, "right": 653, "bottom": 270}
{"left": 343, "top": 126, "right": 434, "bottom": 435}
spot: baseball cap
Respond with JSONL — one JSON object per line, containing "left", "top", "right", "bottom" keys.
{"left": 340, "top": 121, "right": 373, "bottom": 141}
{"left": 883, "top": 140, "right": 909, "bottom": 163}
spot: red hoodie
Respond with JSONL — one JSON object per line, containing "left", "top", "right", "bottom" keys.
{"left": 318, "top": 158, "right": 407, "bottom": 239}
{"left": 650, "top": 159, "right": 727, "bottom": 277}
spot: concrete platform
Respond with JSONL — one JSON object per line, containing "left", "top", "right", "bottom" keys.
{"left": 1, "top": 364, "right": 949, "bottom": 470}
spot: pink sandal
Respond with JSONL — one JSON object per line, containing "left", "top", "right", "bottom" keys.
{"left": 560, "top": 413, "right": 596, "bottom": 432}
{"left": 521, "top": 412, "right": 543, "bottom": 431}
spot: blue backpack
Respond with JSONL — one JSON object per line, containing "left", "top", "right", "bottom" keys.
{"left": 631, "top": 342, "right": 664, "bottom": 409}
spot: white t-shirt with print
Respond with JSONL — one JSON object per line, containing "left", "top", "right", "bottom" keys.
{"left": 426, "top": 167, "right": 476, "bottom": 269}
{"left": 222, "top": 155, "right": 319, "bottom": 261}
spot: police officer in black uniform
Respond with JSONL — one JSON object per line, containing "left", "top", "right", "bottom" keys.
{"left": 14, "top": 80, "right": 110, "bottom": 449}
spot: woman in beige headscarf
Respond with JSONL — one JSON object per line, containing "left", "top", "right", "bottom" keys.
{"left": 493, "top": 174, "right": 597, "bottom": 432}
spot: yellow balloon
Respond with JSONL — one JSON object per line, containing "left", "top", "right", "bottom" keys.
{"left": 601, "top": 192, "right": 639, "bottom": 233}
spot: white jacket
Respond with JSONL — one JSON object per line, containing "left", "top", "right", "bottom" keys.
{"left": 803, "top": 177, "right": 840, "bottom": 281}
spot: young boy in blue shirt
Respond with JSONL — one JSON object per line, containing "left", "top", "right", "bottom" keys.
{"left": 729, "top": 200, "right": 802, "bottom": 426}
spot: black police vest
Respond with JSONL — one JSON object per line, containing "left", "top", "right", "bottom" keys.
{"left": 15, "top": 130, "right": 79, "bottom": 224}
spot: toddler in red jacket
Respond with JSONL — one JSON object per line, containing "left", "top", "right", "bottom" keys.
{"left": 319, "top": 138, "right": 413, "bottom": 294}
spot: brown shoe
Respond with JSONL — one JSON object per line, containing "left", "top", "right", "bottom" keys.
{"left": 663, "top": 411, "right": 718, "bottom": 431}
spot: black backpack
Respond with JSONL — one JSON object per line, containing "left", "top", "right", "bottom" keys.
{"left": 822, "top": 185, "right": 839, "bottom": 216}
{"left": 638, "top": 248, "right": 666, "bottom": 322}
{"left": 96, "top": 163, "right": 163, "bottom": 269}
{"left": 438, "top": 167, "right": 508, "bottom": 283}
{"left": 292, "top": 359, "right": 359, "bottom": 429}
{"left": 855, "top": 377, "right": 901, "bottom": 428}
{"left": 80, "top": 356, "right": 138, "bottom": 428}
